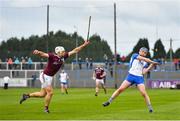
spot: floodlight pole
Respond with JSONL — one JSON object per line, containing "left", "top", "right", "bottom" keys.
{"left": 74, "top": 26, "right": 78, "bottom": 64}
{"left": 114, "top": 3, "right": 118, "bottom": 89}
{"left": 46, "top": 4, "right": 49, "bottom": 52}
{"left": 170, "top": 38, "right": 173, "bottom": 71}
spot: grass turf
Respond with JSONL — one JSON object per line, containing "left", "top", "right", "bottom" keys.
{"left": 0, "top": 87, "right": 180, "bottom": 120}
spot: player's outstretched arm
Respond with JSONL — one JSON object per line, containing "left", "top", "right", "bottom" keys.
{"left": 142, "top": 63, "right": 155, "bottom": 74}
{"left": 33, "top": 50, "right": 49, "bottom": 58}
{"left": 68, "top": 40, "right": 90, "bottom": 57}
{"left": 137, "top": 56, "right": 159, "bottom": 65}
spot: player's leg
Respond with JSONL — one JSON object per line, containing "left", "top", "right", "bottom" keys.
{"left": 19, "top": 72, "right": 47, "bottom": 104}
{"left": 103, "top": 80, "right": 131, "bottom": 107}
{"left": 30, "top": 72, "right": 48, "bottom": 97}
{"left": 101, "top": 84, "right": 107, "bottom": 94}
{"left": 95, "top": 79, "right": 100, "bottom": 96}
{"left": 61, "top": 83, "right": 64, "bottom": 94}
{"left": 19, "top": 89, "right": 46, "bottom": 104}
{"left": 29, "top": 88, "right": 46, "bottom": 97}
{"left": 64, "top": 84, "right": 68, "bottom": 94}
{"left": 101, "top": 80, "right": 107, "bottom": 94}
{"left": 44, "top": 85, "right": 53, "bottom": 113}
{"left": 109, "top": 80, "right": 131, "bottom": 100}
{"left": 137, "top": 84, "right": 153, "bottom": 113}
{"left": 42, "top": 73, "right": 53, "bottom": 113}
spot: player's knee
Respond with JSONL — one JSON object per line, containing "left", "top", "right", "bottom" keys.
{"left": 47, "top": 91, "right": 53, "bottom": 96}
{"left": 141, "top": 92, "right": 146, "bottom": 97}
{"left": 117, "top": 88, "right": 124, "bottom": 93}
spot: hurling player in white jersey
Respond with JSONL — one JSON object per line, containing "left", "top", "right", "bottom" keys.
{"left": 103, "top": 47, "right": 159, "bottom": 113}
{"left": 59, "top": 70, "right": 69, "bottom": 94}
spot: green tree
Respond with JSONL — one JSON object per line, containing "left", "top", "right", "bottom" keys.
{"left": 126, "top": 38, "right": 150, "bottom": 61}
{"left": 0, "top": 30, "right": 112, "bottom": 62}
{"left": 153, "top": 39, "right": 166, "bottom": 59}
{"left": 174, "top": 48, "right": 180, "bottom": 58}
{"left": 166, "top": 49, "right": 175, "bottom": 61}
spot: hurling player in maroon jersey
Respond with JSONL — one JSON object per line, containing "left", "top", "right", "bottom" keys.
{"left": 20, "top": 40, "right": 90, "bottom": 113}
{"left": 93, "top": 65, "right": 107, "bottom": 96}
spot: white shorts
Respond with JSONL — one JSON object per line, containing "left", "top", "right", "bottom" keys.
{"left": 96, "top": 79, "right": 104, "bottom": 85}
{"left": 40, "top": 72, "right": 53, "bottom": 88}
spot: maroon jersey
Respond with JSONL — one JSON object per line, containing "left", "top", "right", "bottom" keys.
{"left": 43, "top": 52, "right": 69, "bottom": 76}
{"left": 94, "top": 67, "right": 105, "bottom": 79}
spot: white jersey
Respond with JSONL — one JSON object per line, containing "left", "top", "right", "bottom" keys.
{"left": 59, "top": 72, "right": 68, "bottom": 83}
{"left": 3, "top": 76, "right": 10, "bottom": 83}
{"left": 128, "top": 53, "right": 148, "bottom": 76}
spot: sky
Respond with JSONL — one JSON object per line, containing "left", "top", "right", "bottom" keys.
{"left": 0, "top": 0, "right": 180, "bottom": 56}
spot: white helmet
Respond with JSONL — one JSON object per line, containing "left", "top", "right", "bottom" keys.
{"left": 55, "top": 46, "right": 65, "bottom": 54}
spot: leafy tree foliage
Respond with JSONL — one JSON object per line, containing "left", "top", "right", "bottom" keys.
{"left": 126, "top": 38, "right": 151, "bottom": 61}
{"left": 0, "top": 30, "right": 112, "bottom": 62}
{"left": 153, "top": 39, "right": 166, "bottom": 59}
{"left": 166, "top": 49, "right": 174, "bottom": 59}
{"left": 174, "top": 48, "right": 180, "bottom": 58}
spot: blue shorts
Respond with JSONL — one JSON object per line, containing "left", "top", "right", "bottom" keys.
{"left": 125, "top": 73, "right": 144, "bottom": 85}
{"left": 61, "top": 82, "right": 68, "bottom": 85}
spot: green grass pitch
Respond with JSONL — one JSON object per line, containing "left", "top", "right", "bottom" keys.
{"left": 0, "top": 87, "right": 180, "bottom": 120}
